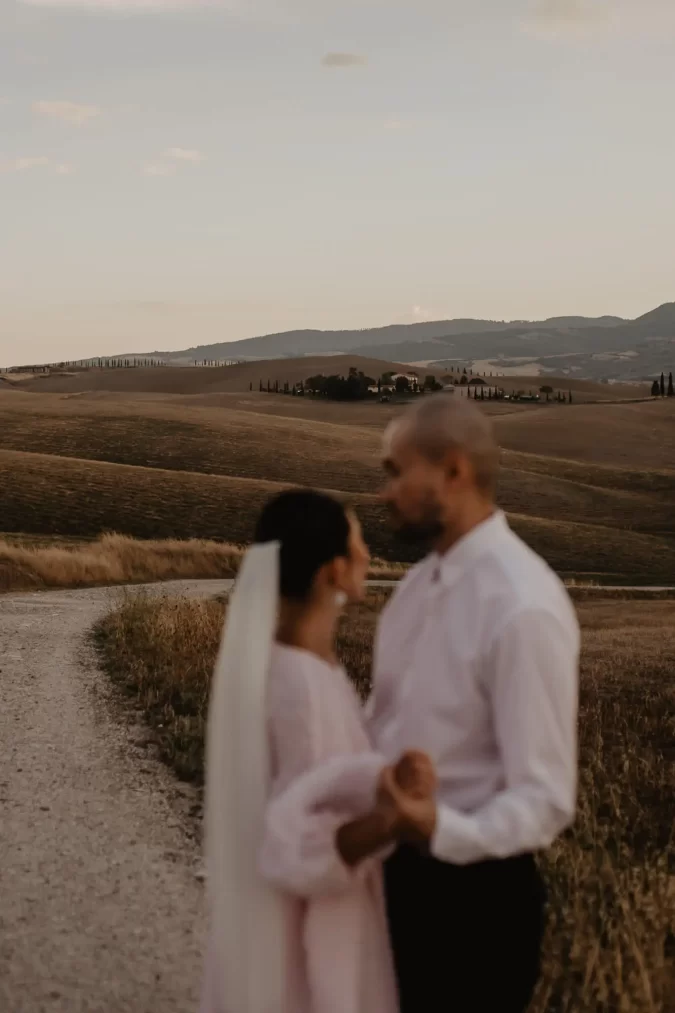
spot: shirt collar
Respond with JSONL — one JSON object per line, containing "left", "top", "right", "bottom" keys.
{"left": 433, "top": 510, "right": 509, "bottom": 589}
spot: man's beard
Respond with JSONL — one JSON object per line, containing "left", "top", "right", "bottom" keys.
{"left": 387, "top": 501, "right": 444, "bottom": 545}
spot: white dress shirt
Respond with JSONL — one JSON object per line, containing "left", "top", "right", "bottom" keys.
{"left": 367, "top": 510, "right": 580, "bottom": 866}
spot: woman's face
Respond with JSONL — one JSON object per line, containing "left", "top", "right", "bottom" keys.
{"left": 337, "top": 513, "right": 371, "bottom": 603}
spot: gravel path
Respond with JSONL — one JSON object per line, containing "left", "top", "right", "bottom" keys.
{"left": 0, "top": 580, "right": 230, "bottom": 1013}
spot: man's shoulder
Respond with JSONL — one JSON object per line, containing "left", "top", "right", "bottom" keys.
{"left": 476, "top": 527, "right": 577, "bottom": 627}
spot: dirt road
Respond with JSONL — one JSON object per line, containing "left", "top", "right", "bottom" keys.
{"left": 0, "top": 580, "right": 229, "bottom": 1013}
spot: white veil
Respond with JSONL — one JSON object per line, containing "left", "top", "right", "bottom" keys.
{"left": 204, "top": 541, "right": 287, "bottom": 1013}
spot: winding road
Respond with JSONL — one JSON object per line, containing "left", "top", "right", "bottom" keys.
{"left": 0, "top": 580, "right": 229, "bottom": 1013}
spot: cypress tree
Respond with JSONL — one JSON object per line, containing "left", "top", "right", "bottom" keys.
{"left": 651, "top": 380, "right": 661, "bottom": 397}
{"left": 668, "top": 372, "right": 674, "bottom": 397}
{"left": 660, "top": 372, "right": 666, "bottom": 396}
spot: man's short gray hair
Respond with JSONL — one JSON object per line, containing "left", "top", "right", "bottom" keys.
{"left": 398, "top": 394, "right": 499, "bottom": 495}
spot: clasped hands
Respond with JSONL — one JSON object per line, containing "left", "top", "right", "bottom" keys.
{"left": 375, "top": 750, "right": 438, "bottom": 847}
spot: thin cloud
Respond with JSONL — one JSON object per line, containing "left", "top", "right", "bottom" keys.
{"left": 142, "top": 161, "right": 176, "bottom": 177}
{"left": 522, "top": 0, "right": 675, "bottom": 39}
{"left": 33, "top": 100, "right": 101, "bottom": 126}
{"left": 0, "top": 156, "right": 70, "bottom": 173}
{"left": 55, "top": 163, "right": 75, "bottom": 174}
{"left": 384, "top": 117, "right": 411, "bottom": 131}
{"left": 165, "top": 147, "right": 205, "bottom": 164}
{"left": 20, "top": 0, "right": 223, "bottom": 8}
{"left": 321, "top": 52, "right": 367, "bottom": 68}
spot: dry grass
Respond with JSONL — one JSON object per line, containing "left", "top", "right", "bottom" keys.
{"left": 3, "top": 404, "right": 675, "bottom": 536}
{"left": 3, "top": 449, "right": 675, "bottom": 583}
{"left": 0, "top": 398, "right": 381, "bottom": 494}
{"left": 0, "top": 531, "right": 405, "bottom": 593}
{"left": 0, "top": 533, "right": 243, "bottom": 592}
{"left": 494, "top": 398, "right": 675, "bottom": 471}
{"left": 94, "top": 592, "right": 675, "bottom": 1013}
{"left": 502, "top": 449, "right": 675, "bottom": 497}
{"left": 2, "top": 387, "right": 675, "bottom": 586}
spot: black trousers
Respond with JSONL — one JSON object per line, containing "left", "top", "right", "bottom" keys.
{"left": 384, "top": 845, "right": 546, "bottom": 1013}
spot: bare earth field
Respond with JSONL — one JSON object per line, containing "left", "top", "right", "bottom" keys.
{"left": 3, "top": 358, "right": 649, "bottom": 403}
{"left": 1, "top": 372, "right": 674, "bottom": 585}
{"left": 1, "top": 355, "right": 429, "bottom": 397}
{"left": 94, "top": 589, "right": 675, "bottom": 1013}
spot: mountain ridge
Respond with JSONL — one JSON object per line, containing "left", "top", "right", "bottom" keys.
{"left": 107, "top": 301, "right": 675, "bottom": 381}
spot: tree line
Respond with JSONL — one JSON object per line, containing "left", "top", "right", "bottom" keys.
{"left": 252, "top": 369, "right": 579, "bottom": 404}
{"left": 651, "top": 372, "right": 674, "bottom": 397}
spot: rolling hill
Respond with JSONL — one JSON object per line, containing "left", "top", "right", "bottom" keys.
{"left": 1, "top": 387, "right": 674, "bottom": 583}
{"left": 2, "top": 448, "right": 675, "bottom": 584}
{"left": 101, "top": 301, "right": 675, "bottom": 382}
{"left": 6, "top": 355, "right": 430, "bottom": 396}
{"left": 5, "top": 356, "right": 650, "bottom": 403}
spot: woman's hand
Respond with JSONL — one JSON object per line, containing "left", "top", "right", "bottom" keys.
{"left": 372, "top": 765, "right": 435, "bottom": 846}
{"left": 375, "top": 751, "right": 438, "bottom": 845}
{"left": 393, "top": 750, "right": 437, "bottom": 800}
{"left": 337, "top": 752, "right": 438, "bottom": 866}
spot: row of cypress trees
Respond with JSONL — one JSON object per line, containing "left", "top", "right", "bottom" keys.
{"left": 651, "top": 372, "right": 674, "bottom": 397}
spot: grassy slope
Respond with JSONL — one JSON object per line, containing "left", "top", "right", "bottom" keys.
{"left": 1, "top": 398, "right": 674, "bottom": 527}
{"left": 1, "top": 390, "right": 674, "bottom": 583}
{"left": 0, "top": 532, "right": 403, "bottom": 593}
{"left": 94, "top": 592, "right": 675, "bottom": 1013}
{"left": 14, "top": 355, "right": 430, "bottom": 395}
{"left": 494, "top": 399, "right": 675, "bottom": 470}
{"left": 11, "top": 360, "right": 650, "bottom": 401}
{"left": 3, "top": 449, "right": 675, "bottom": 582}
{"left": 0, "top": 533, "right": 241, "bottom": 592}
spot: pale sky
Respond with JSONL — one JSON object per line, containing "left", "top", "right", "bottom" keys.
{"left": 1, "top": 0, "right": 674, "bottom": 367}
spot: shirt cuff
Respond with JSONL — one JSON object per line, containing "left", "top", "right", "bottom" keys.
{"left": 429, "top": 804, "right": 482, "bottom": 866}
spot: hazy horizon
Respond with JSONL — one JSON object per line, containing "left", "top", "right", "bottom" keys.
{"left": 2, "top": 0, "right": 675, "bottom": 368}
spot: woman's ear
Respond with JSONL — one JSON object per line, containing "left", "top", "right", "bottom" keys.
{"left": 329, "top": 555, "right": 350, "bottom": 592}
{"left": 314, "top": 557, "right": 342, "bottom": 598}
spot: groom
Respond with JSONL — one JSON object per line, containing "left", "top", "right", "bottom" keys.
{"left": 368, "top": 396, "right": 580, "bottom": 1013}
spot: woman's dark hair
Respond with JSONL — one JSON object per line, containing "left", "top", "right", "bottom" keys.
{"left": 254, "top": 489, "right": 351, "bottom": 601}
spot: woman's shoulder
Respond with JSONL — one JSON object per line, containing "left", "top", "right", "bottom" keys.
{"left": 269, "top": 642, "right": 333, "bottom": 678}
{"left": 268, "top": 644, "right": 331, "bottom": 707}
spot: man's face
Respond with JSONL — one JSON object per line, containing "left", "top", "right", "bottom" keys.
{"left": 380, "top": 423, "right": 448, "bottom": 544}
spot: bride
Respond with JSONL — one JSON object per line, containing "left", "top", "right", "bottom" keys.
{"left": 200, "top": 489, "right": 435, "bottom": 1013}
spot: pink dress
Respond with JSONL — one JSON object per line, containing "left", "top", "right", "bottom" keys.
{"left": 201, "top": 643, "right": 399, "bottom": 1013}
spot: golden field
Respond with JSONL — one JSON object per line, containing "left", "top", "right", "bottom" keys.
{"left": 94, "top": 590, "right": 675, "bottom": 1013}
{"left": 0, "top": 531, "right": 403, "bottom": 592}
{"left": 2, "top": 356, "right": 648, "bottom": 401}
{"left": 1, "top": 358, "right": 674, "bottom": 588}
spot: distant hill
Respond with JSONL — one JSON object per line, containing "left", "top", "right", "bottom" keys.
{"left": 29, "top": 302, "right": 674, "bottom": 382}
{"left": 131, "top": 312, "right": 630, "bottom": 363}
